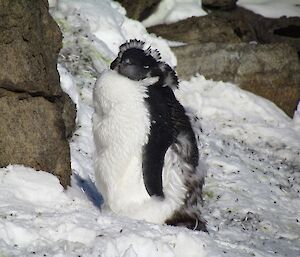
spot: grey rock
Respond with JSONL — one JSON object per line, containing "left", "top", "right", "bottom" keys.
{"left": 147, "top": 15, "right": 241, "bottom": 44}
{"left": 148, "top": 7, "right": 300, "bottom": 54}
{"left": 202, "top": 0, "right": 238, "bottom": 10}
{"left": 0, "top": 0, "right": 75, "bottom": 187}
{"left": 255, "top": 16, "right": 300, "bottom": 54}
{"left": 148, "top": 6, "right": 300, "bottom": 117}
{"left": 58, "top": 93, "right": 77, "bottom": 139}
{"left": 0, "top": 0, "right": 62, "bottom": 96}
{"left": 211, "top": 7, "right": 300, "bottom": 54}
{"left": 115, "top": 0, "right": 161, "bottom": 21}
{"left": 173, "top": 43, "right": 300, "bottom": 117}
{"left": 0, "top": 94, "right": 71, "bottom": 188}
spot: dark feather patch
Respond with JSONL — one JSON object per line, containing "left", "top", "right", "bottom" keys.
{"left": 165, "top": 209, "right": 207, "bottom": 232}
{"left": 142, "top": 85, "right": 175, "bottom": 197}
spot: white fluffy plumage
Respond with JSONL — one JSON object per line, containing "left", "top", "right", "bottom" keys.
{"left": 93, "top": 70, "right": 189, "bottom": 224}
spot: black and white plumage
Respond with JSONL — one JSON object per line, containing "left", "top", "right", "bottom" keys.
{"left": 93, "top": 39, "right": 207, "bottom": 231}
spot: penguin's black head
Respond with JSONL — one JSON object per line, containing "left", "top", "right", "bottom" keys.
{"left": 111, "top": 47, "right": 160, "bottom": 81}
{"left": 111, "top": 39, "right": 179, "bottom": 88}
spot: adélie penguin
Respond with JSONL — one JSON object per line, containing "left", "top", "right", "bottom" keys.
{"left": 93, "top": 39, "right": 207, "bottom": 231}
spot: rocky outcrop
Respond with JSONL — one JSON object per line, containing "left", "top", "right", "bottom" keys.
{"left": 148, "top": 7, "right": 300, "bottom": 52}
{"left": 0, "top": 0, "right": 75, "bottom": 187}
{"left": 173, "top": 43, "right": 300, "bottom": 117}
{"left": 202, "top": 0, "right": 237, "bottom": 10}
{"left": 147, "top": 15, "right": 241, "bottom": 44}
{"left": 115, "top": 0, "right": 161, "bottom": 21}
{"left": 211, "top": 7, "right": 300, "bottom": 54}
{"left": 0, "top": 93, "right": 71, "bottom": 187}
{"left": 255, "top": 16, "right": 300, "bottom": 54}
{"left": 60, "top": 93, "right": 77, "bottom": 139}
{"left": 147, "top": 7, "right": 300, "bottom": 117}
{"left": 0, "top": 0, "right": 62, "bottom": 96}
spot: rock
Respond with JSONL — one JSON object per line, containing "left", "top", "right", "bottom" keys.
{"left": 206, "top": 7, "right": 300, "bottom": 54}
{"left": 0, "top": 0, "right": 62, "bottom": 96}
{"left": 115, "top": 0, "right": 161, "bottom": 21}
{"left": 0, "top": 0, "right": 75, "bottom": 187}
{"left": 256, "top": 16, "right": 300, "bottom": 55}
{"left": 148, "top": 6, "right": 300, "bottom": 116}
{"left": 0, "top": 94, "right": 71, "bottom": 188}
{"left": 204, "top": 8, "right": 259, "bottom": 43}
{"left": 173, "top": 43, "right": 300, "bottom": 117}
{"left": 147, "top": 15, "right": 241, "bottom": 44}
{"left": 148, "top": 7, "right": 300, "bottom": 53}
{"left": 59, "top": 93, "right": 77, "bottom": 139}
{"left": 202, "top": 0, "right": 238, "bottom": 10}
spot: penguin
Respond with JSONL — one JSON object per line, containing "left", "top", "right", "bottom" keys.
{"left": 93, "top": 39, "right": 207, "bottom": 231}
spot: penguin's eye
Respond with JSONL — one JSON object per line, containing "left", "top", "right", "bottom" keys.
{"left": 123, "top": 58, "right": 132, "bottom": 65}
{"left": 143, "top": 65, "right": 150, "bottom": 69}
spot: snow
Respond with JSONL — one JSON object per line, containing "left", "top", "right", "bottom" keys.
{"left": 0, "top": 166, "right": 213, "bottom": 257}
{"left": 177, "top": 77, "right": 300, "bottom": 257}
{"left": 0, "top": 0, "right": 299, "bottom": 256}
{"left": 142, "top": 0, "right": 207, "bottom": 27}
{"left": 238, "top": 0, "right": 300, "bottom": 18}
{"left": 142, "top": 0, "right": 300, "bottom": 27}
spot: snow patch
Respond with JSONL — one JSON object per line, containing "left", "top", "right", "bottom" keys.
{"left": 142, "top": 0, "right": 207, "bottom": 27}
{"left": 238, "top": 0, "right": 300, "bottom": 18}
{"left": 0, "top": 221, "right": 39, "bottom": 248}
{"left": 0, "top": 165, "right": 66, "bottom": 206}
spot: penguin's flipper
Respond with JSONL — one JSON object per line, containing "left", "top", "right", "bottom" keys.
{"left": 142, "top": 128, "right": 170, "bottom": 198}
{"left": 142, "top": 86, "right": 174, "bottom": 198}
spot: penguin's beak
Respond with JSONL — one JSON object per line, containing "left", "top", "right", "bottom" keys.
{"left": 110, "top": 58, "right": 118, "bottom": 70}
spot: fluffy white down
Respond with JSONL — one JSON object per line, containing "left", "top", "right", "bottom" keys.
{"left": 93, "top": 70, "right": 187, "bottom": 224}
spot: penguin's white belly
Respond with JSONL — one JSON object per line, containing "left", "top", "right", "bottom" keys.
{"left": 93, "top": 70, "right": 151, "bottom": 207}
{"left": 93, "top": 70, "right": 187, "bottom": 224}
{"left": 109, "top": 155, "right": 150, "bottom": 212}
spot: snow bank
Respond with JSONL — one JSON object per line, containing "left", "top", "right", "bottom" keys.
{"left": 142, "top": 0, "right": 207, "bottom": 27}
{"left": 142, "top": 0, "right": 300, "bottom": 27}
{"left": 0, "top": 165, "right": 215, "bottom": 257}
{"left": 238, "top": 0, "right": 300, "bottom": 18}
{"left": 56, "top": 0, "right": 176, "bottom": 64}
{"left": 177, "top": 76, "right": 300, "bottom": 257}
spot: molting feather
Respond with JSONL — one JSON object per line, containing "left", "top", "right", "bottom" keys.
{"left": 93, "top": 40, "right": 207, "bottom": 232}
{"left": 118, "top": 39, "right": 162, "bottom": 62}
{"left": 111, "top": 39, "right": 178, "bottom": 89}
